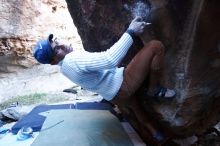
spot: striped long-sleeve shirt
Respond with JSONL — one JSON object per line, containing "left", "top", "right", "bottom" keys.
{"left": 60, "top": 33, "right": 133, "bottom": 100}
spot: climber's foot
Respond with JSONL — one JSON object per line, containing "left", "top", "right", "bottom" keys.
{"left": 154, "top": 86, "right": 176, "bottom": 99}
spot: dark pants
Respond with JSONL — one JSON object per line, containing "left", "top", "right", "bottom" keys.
{"left": 111, "top": 40, "right": 165, "bottom": 139}
{"left": 111, "top": 40, "right": 165, "bottom": 104}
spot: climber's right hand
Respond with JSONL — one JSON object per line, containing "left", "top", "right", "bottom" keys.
{"left": 127, "top": 16, "right": 148, "bottom": 36}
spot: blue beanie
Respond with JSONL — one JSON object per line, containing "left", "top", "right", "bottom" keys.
{"left": 33, "top": 35, "right": 54, "bottom": 64}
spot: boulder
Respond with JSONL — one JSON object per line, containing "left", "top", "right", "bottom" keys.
{"left": 66, "top": 0, "right": 220, "bottom": 145}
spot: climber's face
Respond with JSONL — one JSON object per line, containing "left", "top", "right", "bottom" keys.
{"left": 50, "top": 37, "right": 73, "bottom": 65}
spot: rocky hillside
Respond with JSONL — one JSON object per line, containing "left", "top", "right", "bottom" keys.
{"left": 0, "top": 0, "right": 82, "bottom": 74}
{"left": 0, "top": 0, "right": 83, "bottom": 102}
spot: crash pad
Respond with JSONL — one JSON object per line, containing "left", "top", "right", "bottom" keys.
{"left": 12, "top": 102, "right": 118, "bottom": 134}
{"left": 11, "top": 104, "right": 75, "bottom": 134}
{"left": 31, "top": 109, "right": 133, "bottom": 146}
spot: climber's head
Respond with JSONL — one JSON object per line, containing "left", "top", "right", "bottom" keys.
{"left": 33, "top": 34, "right": 73, "bottom": 65}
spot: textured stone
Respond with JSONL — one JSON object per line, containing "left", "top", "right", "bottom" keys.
{"left": 66, "top": 0, "right": 220, "bottom": 144}
{"left": 0, "top": 0, "right": 82, "bottom": 73}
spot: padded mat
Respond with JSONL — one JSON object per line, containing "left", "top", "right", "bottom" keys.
{"left": 31, "top": 110, "right": 133, "bottom": 146}
{"left": 11, "top": 104, "right": 74, "bottom": 134}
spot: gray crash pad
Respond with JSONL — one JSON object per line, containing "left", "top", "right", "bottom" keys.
{"left": 31, "top": 109, "right": 133, "bottom": 146}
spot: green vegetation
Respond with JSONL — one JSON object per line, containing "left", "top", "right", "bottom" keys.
{"left": 0, "top": 93, "right": 71, "bottom": 110}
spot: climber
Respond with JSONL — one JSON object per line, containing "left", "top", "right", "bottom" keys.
{"left": 33, "top": 16, "right": 176, "bottom": 104}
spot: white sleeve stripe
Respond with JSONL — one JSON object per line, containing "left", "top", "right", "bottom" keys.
{"left": 70, "top": 33, "right": 133, "bottom": 71}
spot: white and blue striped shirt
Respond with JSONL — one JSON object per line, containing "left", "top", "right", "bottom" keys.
{"left": 61, "top": 33, "right": 133, "bottom": 100}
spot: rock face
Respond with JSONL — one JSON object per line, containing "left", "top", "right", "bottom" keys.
{"left": 0, "top": 0, "right": 82, "bottom": 74}
{"left": 66, "top": 0, "right": 220, "bottom": 144}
